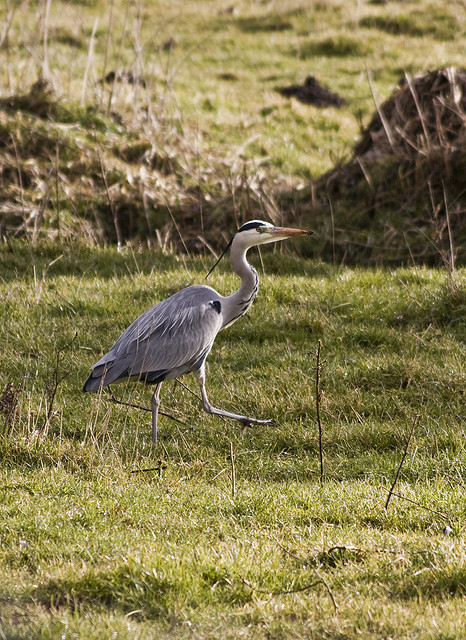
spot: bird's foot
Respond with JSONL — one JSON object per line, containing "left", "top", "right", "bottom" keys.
{"left": 239, "top": 416, "right": 277, "bottom": 430}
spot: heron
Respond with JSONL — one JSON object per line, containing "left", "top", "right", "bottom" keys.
{"left": 83, "top": 220, "right": 313, "bottom": 444}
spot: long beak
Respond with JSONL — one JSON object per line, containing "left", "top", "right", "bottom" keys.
{"left": 267, "top": 226, "right": 314, "bottom": 238}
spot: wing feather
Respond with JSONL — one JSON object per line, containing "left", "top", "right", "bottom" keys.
{"left": 84, "top": 285, "right": 223, "bottom": 389}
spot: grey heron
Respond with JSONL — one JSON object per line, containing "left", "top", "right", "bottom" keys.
{"left": 83, "top": 220, "right": 312, "bottom": 444}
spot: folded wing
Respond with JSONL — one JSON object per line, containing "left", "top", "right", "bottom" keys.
{"left": 83, "top": 285, "right": 224, "bottom": 391}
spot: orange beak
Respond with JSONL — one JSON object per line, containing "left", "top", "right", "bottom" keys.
{"left": 266, "top": 226, "right": 315, "bottom": 238}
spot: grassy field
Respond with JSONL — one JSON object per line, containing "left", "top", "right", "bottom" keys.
{"left": 0, "top": 242, "right": 465, "bottom": 638}
{"left": 1, "top": 0, "right": 466, "bottom": 638}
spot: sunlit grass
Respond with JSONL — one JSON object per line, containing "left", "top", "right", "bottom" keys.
{"left": 0, "top": 241, "right": 465, "bottom": 638}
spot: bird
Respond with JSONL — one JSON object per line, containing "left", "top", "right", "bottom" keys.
{"left": 83, "top": 220, "right": 313, "bottom": 444}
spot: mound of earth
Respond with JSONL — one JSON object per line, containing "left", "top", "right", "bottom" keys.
{"left": 300, "top": 68, "right": 466, "bottom": 265}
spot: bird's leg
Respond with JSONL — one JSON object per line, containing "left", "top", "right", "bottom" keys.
{"left": 150, "top": 382, "right": 162, "bottom": 445}
{"left": 194, "top": 366, "right": 274, "bottom": 426}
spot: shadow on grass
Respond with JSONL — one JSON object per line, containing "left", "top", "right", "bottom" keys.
{"left": 34, "top": 557, "right": 252, "bottom": 621}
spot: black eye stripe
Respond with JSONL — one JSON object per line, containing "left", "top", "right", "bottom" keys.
{"left": 237, "top": 220, "right": 267, "bottom": 233}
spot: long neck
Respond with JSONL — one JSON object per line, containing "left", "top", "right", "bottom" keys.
{"left": 221, "top": 241, "right": 259, "bottom": 328}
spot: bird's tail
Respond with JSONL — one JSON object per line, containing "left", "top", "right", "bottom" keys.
{"left": 82, "top": 373, "right": 102, "bottom": 392}
{"left": 83, "top": 362, "right": 117, "bottom": 392}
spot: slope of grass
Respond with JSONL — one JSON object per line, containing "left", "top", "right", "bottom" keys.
{"left": 1, "top": 0, "right": 465, "bottom": 256}
{"left": 0, "top": 241, "right": 465, "bottom": 638}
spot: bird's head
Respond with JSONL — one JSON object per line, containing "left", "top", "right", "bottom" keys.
{"left": 206, "top": 220, "right": 314, "bottom": 277}
{"left": 235, "top": 220, "right": 314, "bottom": 248}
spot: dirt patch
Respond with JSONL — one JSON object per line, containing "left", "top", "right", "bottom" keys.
{"left": 104, "top": 71, "right": 147, "bottom": 88}
{"left": 278, "top": 76, "right": 347, "bottom": 108}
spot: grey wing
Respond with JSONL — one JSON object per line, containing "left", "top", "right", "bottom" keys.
{"left": 83, "top": 285, "right": 223, "bottom": 391}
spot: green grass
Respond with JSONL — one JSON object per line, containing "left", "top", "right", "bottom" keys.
{"left": 1, "top": 241, "right": 465, "bottom": 638}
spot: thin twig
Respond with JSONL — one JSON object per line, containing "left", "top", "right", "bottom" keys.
{"left": 96, "top": 144, "right": 122, "bottom": 248}
{"left": 82, "top": 18, "right": 99, "bottom": 107}
{"left": 41, "top": 0, "right": 52, "bottom": 82}
{"left": 173, "top": 378, "right": 202, "bottom": 401}
{"left": 315, "top": 340, "right": 324, "bottom": 484}
{"left": 197, "top": 234, "right": 219, "bottom": 259}
{"left": 404, "top": 72, "right": 430, "bottom": 150}
{"left": 272, "top": 537, "right": 338, "bottom": 611}
{"left": 0, "top": 1, "right": 20, "bottom": 51}
{"left": 163, "top": 197, "right": 192, "bottom": 258}
{"left": 142, "top": 188, "right": 155, "bottom": 248}
{"left": 108, "top": 393, "right": 187, "bottom": 426}
{"left": 101, "top": 0, "right": 115, "bottom": 91}
{"left": 175, "top": 378, "right": 229, "bottom": 424}
{"left": 106, "top": 0, "right": 130, "bottom": 112}
{"left": 242, "top": 575, "right": 321, "bottom": 595}
{"left": 34, "top": 170, "right": 52, "bottom": 242}
{"left": 385, "top": 415, "right": 419, "bottom": 510}
{"left": 176, "top": 425, "right": 196, "bottom": 454}
{"left": 54, "top": 133, "right": 60, "bottom": 238}
{"left": 355, "top": 156, "right": 373, "bottom": 189}
{"left": 328, "top": 198, "right": 336, "bottom": 266}
{"left": 40, "top": 333, "right": 77, "bottom": 436}
{"left": 230, "top": 441, "right": 236, "bottom": 499}
{"left": 366, "top": 65, "right": 395, "bottom": 151}
{"left": 384, "top": 490, "right": 452, "bottom": 522}
{"left": 443, "top": 183, "right": 455, "bottom": 273}
{"left": 130, "top": 464, "right": 166, "bottom": 476}
{"left": 241, "top": 576, "right": 338, "bottom": 611}
{"left": 9, "top": 132, "right": 27, "bottom": 235}
{"left": 272, "top": 536, "right": 304, "bottom": 563}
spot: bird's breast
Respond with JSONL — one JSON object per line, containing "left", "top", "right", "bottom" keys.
{"left": 220, "top": 289, "right": 258, "bottom": 329}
